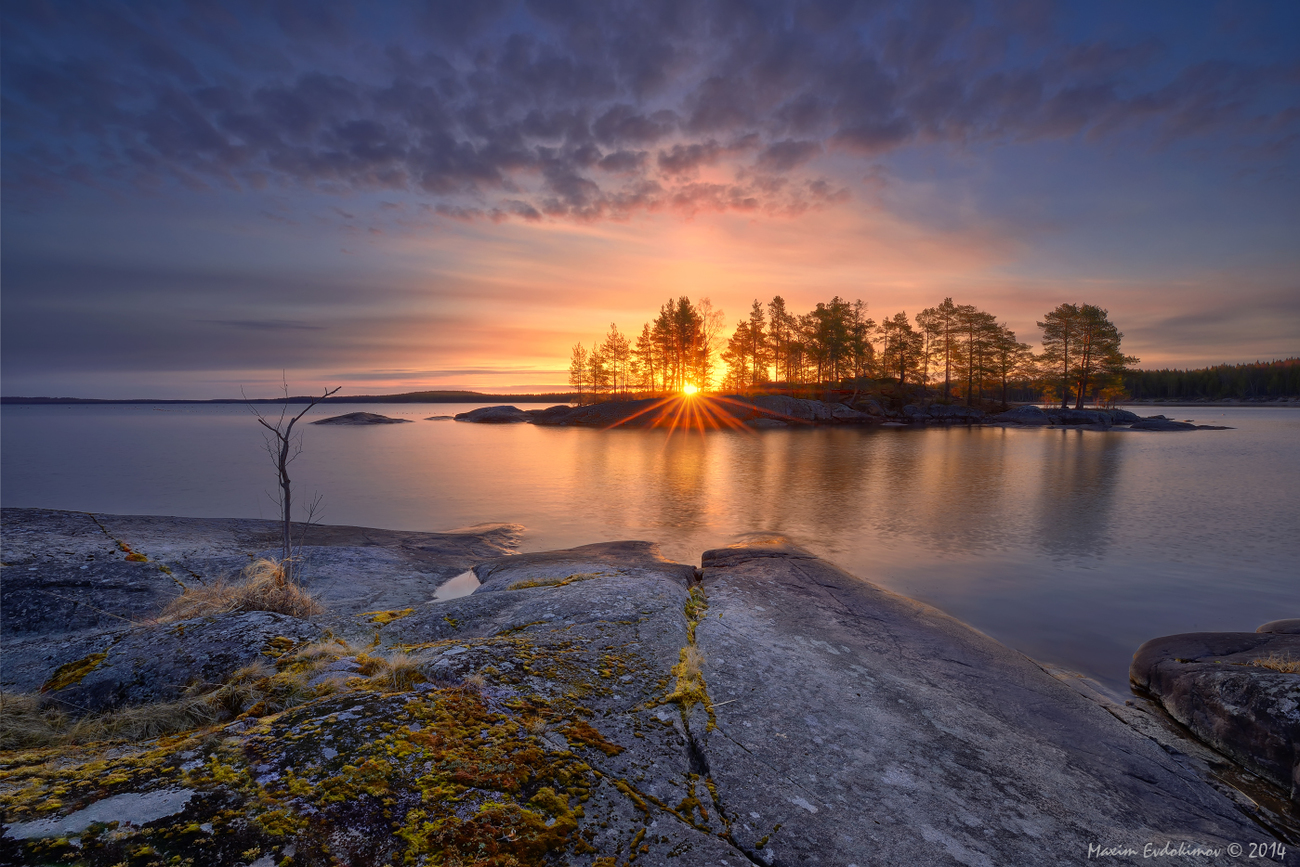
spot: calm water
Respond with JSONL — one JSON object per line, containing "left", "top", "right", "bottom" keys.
{"left": 3, "top": 402, "right": 1297, "bottom": 694}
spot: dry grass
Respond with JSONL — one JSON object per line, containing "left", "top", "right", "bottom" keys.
{"left": 160, "top": 558, "right": 323, "bottom": 621}
{"left": 283, "top": 639, "right": 428, "bottom": 692}
{"left": 1251, "top": 653, "right": 1300, "bottom": 674}
{"left": 0, "top": 662, "right": 285, "bottom": 749}
{"left": 2, "top": 577, "right": 440, "bottom": 749}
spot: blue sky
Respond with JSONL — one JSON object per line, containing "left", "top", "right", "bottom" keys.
{"left": 3, "top": 0, "right": 1297, "bottom": 397}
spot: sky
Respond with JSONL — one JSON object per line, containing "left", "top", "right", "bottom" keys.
{"left": 2, "top": 0, "right": 1298, "bottom": 398}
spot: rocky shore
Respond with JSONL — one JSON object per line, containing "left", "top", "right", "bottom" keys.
{"left": 1, "top": 508, "right": 1294, "bottom": 865}
{"left": 452, "top": 396, "right": 1233, "bottom": 430}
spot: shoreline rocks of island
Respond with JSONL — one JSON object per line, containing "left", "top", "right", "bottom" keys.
{"left": 1, "top": 507, "right": 1293, "bottom": 864}
{"left": 447, "top": 396, "right": 1233, "bottom": 431}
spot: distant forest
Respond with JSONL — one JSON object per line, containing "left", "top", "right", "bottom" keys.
{"left": 1125, "top": 358, "right": 1300, "bottom": 400}
{"left": 571, "top": 295, "right": 1136, "bottom": 409}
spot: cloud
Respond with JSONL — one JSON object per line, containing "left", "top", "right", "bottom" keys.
{"left": 3, "top": 1, "right": 1294, "bottom": 223}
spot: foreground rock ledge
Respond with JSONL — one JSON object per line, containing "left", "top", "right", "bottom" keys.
{"left": 0, "top": 509, "right": 1286, "bottom": 865}
{"left": 1132, "top": 632, "right": 1300, "bottom": 800}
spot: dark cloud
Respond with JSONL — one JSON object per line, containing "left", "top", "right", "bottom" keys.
{"left": 2, "top": 0, "right": 1296, "bottom": 222}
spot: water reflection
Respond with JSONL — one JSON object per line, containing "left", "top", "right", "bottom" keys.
{"left": 2, "top": 403, "right": 1297, "bottom": 692}
{"left": 1035, "top": 430, "right": 1124, "bottom": 558}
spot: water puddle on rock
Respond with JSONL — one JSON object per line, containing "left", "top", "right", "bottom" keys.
{"left": 432, "top": 570, "right": 479, "bottom": 602}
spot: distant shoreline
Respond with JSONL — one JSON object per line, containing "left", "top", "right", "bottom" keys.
{"left": 2, "top": 394, "right": 1296, "bottom": 407}
{"left": 0, "top": 391, "right": 575, "bottom": 406}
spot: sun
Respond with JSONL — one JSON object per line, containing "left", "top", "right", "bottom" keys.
{"left": 682, "top": 384, "right": 699, "bottom": 395}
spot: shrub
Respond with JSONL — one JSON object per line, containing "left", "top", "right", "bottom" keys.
{"left": 160, "top": 558, "right": 323, "bottom": 621}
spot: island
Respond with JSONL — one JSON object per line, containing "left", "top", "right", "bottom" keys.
{"left": 452, "top": 395, "right": 1233, "bottom": 431}
{"left": 2, "top": 508, "right": 1292, "bottom": 865}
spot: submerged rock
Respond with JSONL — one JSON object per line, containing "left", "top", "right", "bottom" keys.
{"left": 1131, "top": 632, "right": 1300, "bottom": 799}
{"left": 1130, "top": 417, "right": 1199, "bottom": 431}
{"left": 311, "top": 411, "right": 412, "bottom": 425}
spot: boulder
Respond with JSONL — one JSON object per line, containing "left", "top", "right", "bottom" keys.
{"left": 526, "top": 403, "right": 580, "bottom": 424}
{"left": 311, "top": 411, "right": 412, "bottom": 425}
{"left": 993, "top": 404, "right": 1050, "bottom": 424}
{"left": 1105, "top": 408, "right": 1143, "bottom": 424}
{"left": 1131, "top": 632, "right": 1300, "bottom": 798}
{"left": 453, "top": 405, "right": 533, "bottom": 423}
{"left": 746, "top": 417, "right": 788, "bottom": 428}
{"left": 1259, "top": 619, "right": 1300, "bottom": 635}
{"left": 853, "top": 397, "right": 884, "bottom": 415}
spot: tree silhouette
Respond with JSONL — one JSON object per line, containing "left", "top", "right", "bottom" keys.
{"left": 246, "top": 381, "right": 341, "bottom": 584}
{"left": 568, "top": 343, "right": 589, "bottom": 403}
{"left": 1038, "top": 304, "right": 1136, "bottom": 408}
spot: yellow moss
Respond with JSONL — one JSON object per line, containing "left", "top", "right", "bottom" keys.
{"left": 507, "top": 571, "right": 610, "bottom": 591}
{"left": 40, "top": 651, "right": 108, "bottom": 693}
{"left": 360, "top": 608, "right": 414, "bottom": 625}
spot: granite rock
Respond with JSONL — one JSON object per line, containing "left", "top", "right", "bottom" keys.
{"left": 452, "top": 405, "right": 534, "bottom": 423}
{"left": 692, "top": 537, "right": 1275, "bottom": 864}
{"left": 1131, "top": 632, "right": 1300, "bottom": 799}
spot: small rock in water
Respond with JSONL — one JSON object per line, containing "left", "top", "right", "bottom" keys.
{"left": 312, "top": 411, "right": 412, "bottom": 425}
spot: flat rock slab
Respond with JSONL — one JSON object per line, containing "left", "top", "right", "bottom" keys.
{"left": 1132, "top": 632, "right": 1300, "bottom": 799}
{"left": 1, "top": 541, "right": 750, "bottom": 866}
{"left": 472, "top": 540, "right": 696, "bottom": 593}
{"left": 1, "top": 509, "right": 522, "bottom": 693}
{"left": 3, "top": 526, "right": 1292, "bottom": 865}
{"left": 693, "top": 539, "right": 1274, "bottom": 865}
{"left": 310, "top": 411, "right": 411, "bottom": 424}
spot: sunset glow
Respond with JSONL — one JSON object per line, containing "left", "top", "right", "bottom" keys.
{"left": 1, "top": 3, "right": 1296, "bottom": 398}
{"left": 683, "top": 385, "right": 700, "bottom": 396}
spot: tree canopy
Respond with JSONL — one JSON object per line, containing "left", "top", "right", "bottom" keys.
{"left": 567, "top": 295, "right": 1148, "bottom": 408}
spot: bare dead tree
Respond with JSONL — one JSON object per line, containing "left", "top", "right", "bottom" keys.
{"left": 244, "top": 379, "right": 340, "bottom": 583}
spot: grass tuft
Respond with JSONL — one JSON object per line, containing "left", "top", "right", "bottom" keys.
{"left": 160, "top": 558, "right": 323, "bottom": 621}
{"left": 1251, "top": 653, "right": 1300, "bottom": 674}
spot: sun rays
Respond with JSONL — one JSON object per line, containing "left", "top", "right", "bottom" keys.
{"left": 599, "top": 392, "right": 805, "bottom": 439}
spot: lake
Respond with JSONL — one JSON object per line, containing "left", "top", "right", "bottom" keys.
{"left": 3, "top": 401, "right": 1296, "bottom": 695}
